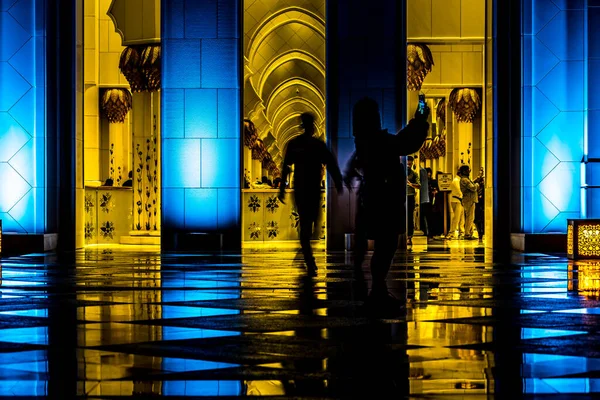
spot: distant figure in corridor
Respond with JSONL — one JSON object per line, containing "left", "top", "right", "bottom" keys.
{"left": 279, "top": 112, "right": 344, "bottom": 275}
{"left": 459, "top": 164, "right": 479, "bottom": 240}
{"left": 351, "top": 97, "right": 429, "bottom": 310}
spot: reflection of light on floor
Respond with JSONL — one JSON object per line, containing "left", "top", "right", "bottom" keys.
{"left": 85, "top": 244, "right": 161, "bottom": 252}
{"left": 523, "top": 354, "right": 598, "bottom": 394}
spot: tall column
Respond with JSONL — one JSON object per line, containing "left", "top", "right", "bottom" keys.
{"left": 587, "top": 4, "right": 600, "bottom": 217}
{"left": 131, "top": 91, "right": 161, "bottom": 232}
{"left": 457, "top": 122, "right": 473, "bottom": 166}
{"left": 327, "top": 0, "right": 407, "bottom": 250}
{"left": 161, "top": 0, "right": 241, "bottom": 250}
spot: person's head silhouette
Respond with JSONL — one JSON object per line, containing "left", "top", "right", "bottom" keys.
{"left": 300, "top": 112, "right": 316, "bottom": 136}
{"left": 352, "top": 97, "right": 382, "bottom": 138}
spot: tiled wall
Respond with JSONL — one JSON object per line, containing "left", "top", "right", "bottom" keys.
{"left": 161, "top": 0, "right": 241, "bottom": 247}
{"left": 0, "top": 0, "right": 45, "bottom": 233}
{"left": 522, "top": 1, "right": 585, "bottom": 232}
{"left": 407, "top": 0, "right": 484, "bottom": 39}
{"left": 421, "top": 44, "right": 483, "bottom": 87}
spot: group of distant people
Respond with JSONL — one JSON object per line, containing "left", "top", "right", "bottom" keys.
{"left": 103, "top": 171, "right": 133, "bottom": 187}
{"left": 448, "top": 165, "right": 485, "bottom": 241}
{"left": 406, "top": 160, "right": 485, "bottom": 244}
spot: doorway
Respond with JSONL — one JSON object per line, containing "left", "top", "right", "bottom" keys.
{"left": 241, "top": 0, "right": 327, "bottom": 249}
{"left": 80, "top": 0, "right": 161, "bottom": 248}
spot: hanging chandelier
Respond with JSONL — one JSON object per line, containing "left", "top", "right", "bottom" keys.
{"left": 407, "top": 43, "right": 434, "bottom": 91}
{"left": 119, "top": 45, "right": 161, "bottom": 92}
{"left": 100, "top": 88, "right": 133, "bottom": 123}
{"left": 449, "top": 88, "right": 481, "bottom": 123}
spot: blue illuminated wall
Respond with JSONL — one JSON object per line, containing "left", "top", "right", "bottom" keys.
{"left": 522, "top": 0, "right": 585, "bottom": 232}
{"left": 587, "top": 4, "right": 600, "bottom": 217}
{"left": 0, "top": 0, "right": 45, "bottom": 233}
{"left": 161, "top": 0, "right": 241, "bottom": 247}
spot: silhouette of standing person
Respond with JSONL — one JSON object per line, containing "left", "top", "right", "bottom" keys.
{"left": 279, "top": 112, "right": 344, "bottom": 275}
{"left": 352, "top": 97, "right": 429, "bottom": 311}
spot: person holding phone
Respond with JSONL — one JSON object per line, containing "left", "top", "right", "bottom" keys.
{"left": 351, "top": 97, "right": 429, "bottom": 315}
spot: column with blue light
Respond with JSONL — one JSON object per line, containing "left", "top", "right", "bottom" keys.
{"left": 0, "top": 0, "right": 46, "bottom": 233}
{"left": 161, "top": 0, "right": 241, "bottom": 249}
{"left": 586, "top": 3, "right": 600, "bottom": 217}
{"left": 522, "top": 0, "right": 585, "bottom": 232}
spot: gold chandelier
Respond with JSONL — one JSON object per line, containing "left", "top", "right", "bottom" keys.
{"left": 101, "top": 88, "right": 133, "bottom": 123}
{"left": 449, "top": 88, "right": 481, "bottom": 123}
{"left": 119, "top": 45, "right": 161, "bottom": 92}
{"left": 407, "top": 44, "right": 434, "bottom": 91}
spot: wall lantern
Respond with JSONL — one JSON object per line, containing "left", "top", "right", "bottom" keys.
{"left": 568, "top": 219, "right": 600, "bottom": 260}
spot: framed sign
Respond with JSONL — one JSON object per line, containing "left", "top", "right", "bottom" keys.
{"left": 437, "top": 173, "right": 453, "bottom": 191}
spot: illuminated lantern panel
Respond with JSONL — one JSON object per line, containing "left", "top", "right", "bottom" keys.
{"left": 567, "top": 219, "right": 600, "bottom": 260}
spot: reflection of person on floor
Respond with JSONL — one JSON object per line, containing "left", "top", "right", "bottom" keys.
{"left": 279, "top": 112, "right": 343, "bottom": 275}
{"left": 418, "top": 163, "right": 431, "bottom": 239}
{"left": 448, "top": 169, "right": 465, "bottom": 239}
{"left": 459, "top": 165, "right": 479, "bottom": 240}
{"left": 352, "top": 97, "right": 428, "bottom": 312}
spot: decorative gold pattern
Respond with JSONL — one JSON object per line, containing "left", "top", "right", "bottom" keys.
{"left": 119, "top": 46, "right": 145, "bottom": 91}
{"left": 141, "top": 45, "right": 161, "bottom": 91}
{"left": 567, "top": 224, "right": 574, "bottom": 256}
{"left": 119, "top": 45, "right": 161, "bottom": 92}
{"left": 578, "top": 224, "right": 600, "bottom": 257}
{"left": 407, "top": 43, "right": 434, "bottom": 91}
{"left": 101, "top": 89, "right": 133, "bottom": 123}
{"left": 570, "top": 262, "right": 600, "bottom": 296}
{"left": 449, "top": 88, "right": 481, "bottom": 123}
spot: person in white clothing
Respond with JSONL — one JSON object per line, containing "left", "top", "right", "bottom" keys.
{"left": 448, "top": 170, "right": 464, "bottom": 239}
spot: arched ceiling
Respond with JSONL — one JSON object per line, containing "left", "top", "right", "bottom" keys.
{"left": 244, "top": 1, "right": 325, "bottom": 150}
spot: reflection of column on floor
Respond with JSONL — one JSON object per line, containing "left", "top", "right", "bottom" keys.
{"left": 132, "top": 91, "right": 161, "bottom": 232}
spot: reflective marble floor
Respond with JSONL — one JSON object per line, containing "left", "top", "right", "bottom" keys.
{"left": 0, "top": 241, "right": 600, "bottom": 398}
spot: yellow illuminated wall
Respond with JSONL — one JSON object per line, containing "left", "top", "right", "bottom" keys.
{"left": 407, "top": 0, "right": 486, "bottom": 175}
{"left": 84, "top": 0, "right": 131, "bottom": 186}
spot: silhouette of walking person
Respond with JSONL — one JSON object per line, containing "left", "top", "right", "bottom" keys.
{"left": 351, "top": 97, "right": 429, "bottom": 313}
{"left": 279, "top": 112, "right": 344, "bottom": 275}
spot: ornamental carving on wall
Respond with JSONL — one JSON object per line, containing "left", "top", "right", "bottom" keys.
{"left": 407, "top": 43, "right": 434, "bottom": 91}
{"left": 578, "top": 224, "right": 600, "bottom": 257}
